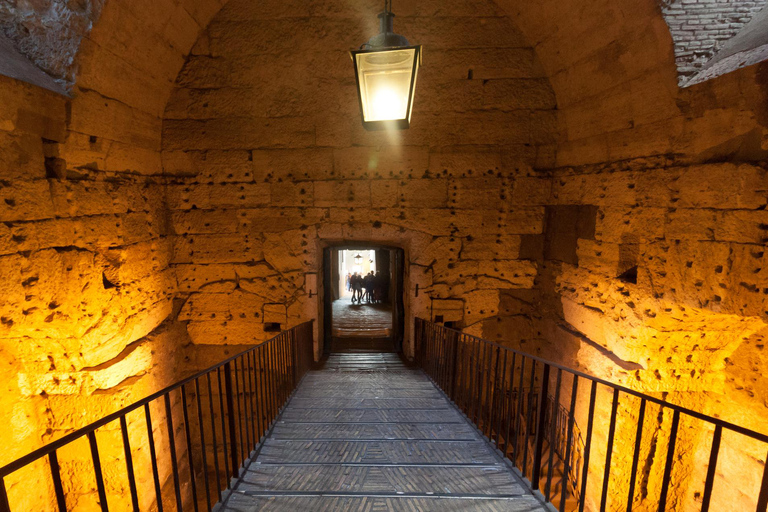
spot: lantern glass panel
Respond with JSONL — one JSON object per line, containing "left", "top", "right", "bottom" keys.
{"left": 355, "top": 48, "right": 418, "bottom": 123}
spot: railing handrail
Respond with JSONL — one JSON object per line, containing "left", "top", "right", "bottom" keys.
{"left": 418, "top": 318, "right": 768, "bottom": 444}
{"left": 0, "top": 320, "right": 314, "bottom": 478}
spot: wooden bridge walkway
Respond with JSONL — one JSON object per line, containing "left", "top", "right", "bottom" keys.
{"left": 219, "top": 353, "right": 547, "bottom": 511}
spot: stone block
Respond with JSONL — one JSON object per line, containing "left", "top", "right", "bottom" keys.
{"left": 239, "top": 208, "right": 327, "bottom": 233}
{"left": 313, "top": 180, "right": 371, "bottom": 208}
{"left": 166, "top": 182, "right": 270, "bottom": 210}
{"left": 715, "top": 210, "right": 768, "bottom": 244}
{"left": 252, "top": 148, "right": 334, "bottom": 182}
{"left": 428, "top": 147, "right": 502, "bottom": 176}
{"left": 510, "top": 176, "right": 551, "bottom": 205}
{"left": 425, "top": 48, "right": 539, "bottom": 80}
{"left": 481, "top": 208, "right": 545, "bottom": 235}
{"left": 665, "top": 209, "right": 717, "bottom": 241}
{"left": 673, "top": 164, "right": 768, "bottom": 210}
{"left": 448, "top": 177, "right": 508, "bottom": 210}
{"left": 370, "top": 180, "right": 399, "bottom": 208}
{"left": 171, "top": 209, "right": 239, "bottom": 235}
{"left": 172, "top": 234, "right": 262, "bottom": 264}
{"left": 162, "top": 117, "right": 315, "bottom": 151}
{"left": 461, "top": 235, "right": 521, "bottom": 261}
{"left": 0, "top": 180, "right": 55, "bottom": 222}
{"left": 271, "top": 182, "right": 314, "bottom": 207}
{"left": 430, "top": 299, "right": 465, "bottom": 323}
{"left": 482, "top": 78, "right": 556, "bottom": 111}
{"left": 477, "top": 260, "right": 537, "bottom": 288}
{"left": 398, "top": 179, "right": 448, "bottom": 208}
{"left": 596, "top": 207, "right": 666, "bottom": 243}
{"left": 332, "top": 146, "right": 430, "bottom": 178}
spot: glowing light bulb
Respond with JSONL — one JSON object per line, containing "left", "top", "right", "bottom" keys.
{"left": 371, "top": 88, "right": 405, "bottom": 121}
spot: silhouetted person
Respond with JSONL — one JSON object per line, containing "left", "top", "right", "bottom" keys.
{"left": 351, "top": 273, "right": 363, "bottom": 303}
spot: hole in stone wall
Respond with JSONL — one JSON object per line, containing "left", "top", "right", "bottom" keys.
{"left": 434, "top": 315, "right": 444, "bottom": 323}
{"left": 467, "top": 69, "right": 473, "bottom": 80}
{"left": 102, "top": 272, "right": 118, "bottom": 289}
{"left": 45, "top": 157, "right": 66, "bottom": 179}
{"left": 618, "top": 266, "right": 639, "bottom": 285}
{"left": 264, "top": 322, "right": 281, "bottom": 332}
{"left": 444, "top": 321, "right": 458, "bottom": 329}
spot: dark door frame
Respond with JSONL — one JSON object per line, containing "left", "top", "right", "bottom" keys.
{"left": 321, "top": 243, "right": 406, "bottom": 355}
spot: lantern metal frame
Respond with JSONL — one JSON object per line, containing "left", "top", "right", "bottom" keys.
{"left": 351, "top": 4, "right": 421, "bottom": 131}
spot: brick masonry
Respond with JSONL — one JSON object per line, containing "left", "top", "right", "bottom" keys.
{"left": 660, "top": 0, "right": 767, "bottom": 83}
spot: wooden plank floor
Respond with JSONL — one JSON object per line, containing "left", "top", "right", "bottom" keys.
{"left": 220, "top": 353, "right": 548, "bottom": 512}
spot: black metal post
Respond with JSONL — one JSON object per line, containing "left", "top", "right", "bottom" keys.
{"left": 531, "top": 363, "right": 550, "bottom": 490}
{"left": 224, "top": 362, "right": 239, "bottom": 479}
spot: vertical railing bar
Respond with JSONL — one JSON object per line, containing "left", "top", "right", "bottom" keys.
{"left": 258, "top": 346, "right": 268, "bottom": 433}
{"left": 232, "top": 358, "right": 246, "bottom": 462}
{"left": 626, "top": 398, "right": 646, "bottom": 512}
{"left": 545, "top": 368, "right": 563, "bottom": 502}
{"left": 206, "top": 373, "right": 223, "bottom": 496}
{"left": 279, "top": 337, "right": 287, "bottom": 406}
{"left": 144, "top": 403, "right": 164, "bottom": 512}
{"left": 48, "top": 450, "right": 68, "bottom": 512}
{"left": 459, "top": 336, "right": 468, "bottom": 412}
{"left": 532, "top": 363, "right": 551, "bottom": 490}
{"left": 484, "top": 345, "right": 497, "bottom": 438}
{"left": 236, "top": 357, "right": 251, "bottom": 455}
{"left": 240, "top": 355, "right": 255, "bottom": 453}
{"left": 267, "top": 341, "right": 276, "bottom": 425}
{"left": 223, "top": 362, "right": 239, "bottom": 480}
{"left": 505, "top": 352, "right": 517, "bottom": 458}
{"left": 450, "top": 331, "right": 459, "bottom": 400}
{"left": 473, "top": 341, "right": 484, "bottom": 425}
{"left": 282, "top": 335, "right": 290, "bottom": 404}
{"left": 523, "top": 360, "right": 537, "bottom": 478}
{"left": 87, "top": 431, "right": 109, "bottom": 512}
{"left": 478, "top": 342, "right": 493, "bottom": 430}
{"left": 181, "top": 385, "right": 200, "bottom": 512}
{"left": 194, "top": 379, "right": 212, "bottom": 511}
{"left": 217, "top": 367, "right": 232, "bottom": 489}
{"left": 700, "top": 425, "right": 722, "bottom": 512}
{"left": 599, "top": 388, "right": 620, "bottom": 512}
{"left": 248, "top": 351, "right": 262, "bottom": 443}
{"left": 119, "top": 415, "right": 140, "bottom": 512}
{"left": 434, "top": 325, "right": 441, "bottom": 387}
{"left": 577, "top": 381, "right": 598, "bottom": 512}
{"left": 495, "top": 349, "right": 508, "bottom": 449}
{"left": 164, "top": 392, "right": 183, "bottom": 512}
{"left": 560, "top": 375, "right": 579, "bottom": 512}
{"left": 657, "top": 409, "right": 681, "bottom": 512}
{"left": 0, "top": 477, "right": 10, "bottom": 512}
{"left": 468, "top": 340, "right": 477, "bottom": 423}
{"left": 258, "top": 346, "right": 268, "bottom": 437}
{"left": 756, "top": 448, "right": 768, "bottom": 512}
{"left": 512, "top": 357, "right": 527, "bottom": 466}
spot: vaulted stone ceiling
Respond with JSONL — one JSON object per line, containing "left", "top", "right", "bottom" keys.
{"left": 4, "top": 0, "right": 768, "bottom": 168}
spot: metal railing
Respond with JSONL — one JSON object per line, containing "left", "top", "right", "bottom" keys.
{"left": 0, "top": 321, "right": 314, "bottom": 512}
{"left": 415, "top": 318, "right": 768, "bottom": 512}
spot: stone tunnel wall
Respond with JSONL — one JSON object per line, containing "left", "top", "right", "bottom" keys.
{"left": 0, "top": 66, "right": 189, "bottom": 512}
{"left": 527, "top": 156, "right": 768, "bottom": 511}
{"left": 161, "top": 0, "right": 559, "bottom": 358}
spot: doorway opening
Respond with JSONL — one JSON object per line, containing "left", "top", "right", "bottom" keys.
{"left": 322, "top": 245, "right": 405, "bottom": 355}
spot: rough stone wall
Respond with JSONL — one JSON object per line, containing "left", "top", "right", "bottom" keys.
{"left": 0, "top": 0, "right": 105, "bottom": 85}
{"left": 162, "top": 0, "right": 558, "bottom": 356}
{"left": 535, "top": 157, "right": 768, "bottom": 511}
{"left": 0, "top": 62, "right": 187, "bottom": 512}
{"left": 660, "top": 0, "right": 767, "bottom": 84}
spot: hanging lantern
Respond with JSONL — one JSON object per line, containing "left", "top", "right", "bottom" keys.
{"left": 351, "top": 1, "right": 421, "bottom": 131}
{"left": 354, "top": 253, "right": 363, "bottom": 265}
